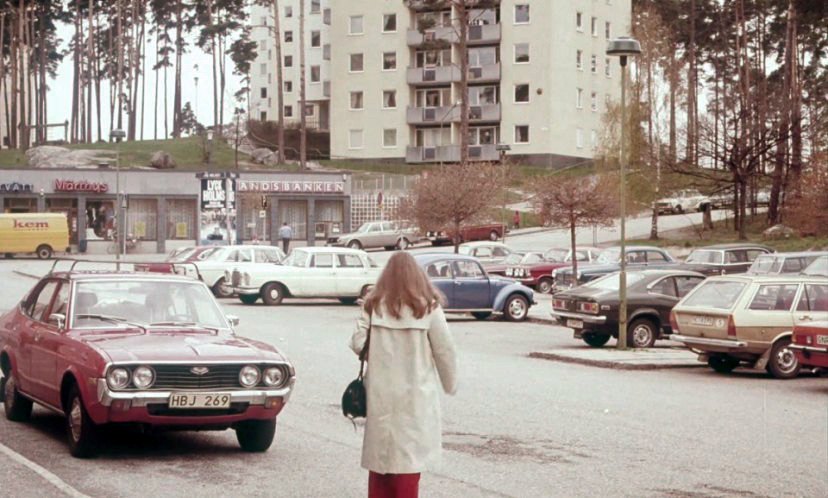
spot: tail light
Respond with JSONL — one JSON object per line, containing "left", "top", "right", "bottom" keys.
{"left": 669, "top": 311, "right": 679, "bottom": 333}
{"left": 727, "top": 315, "right": 736, "bottom": 337}
{"left": 552, "top": 299, "right": 566, "bottom": 310}
{"left": 578, "top": 302, "right": 599, "bottom": 314}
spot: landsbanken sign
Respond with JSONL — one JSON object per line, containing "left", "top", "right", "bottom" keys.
{"left": 237, "top": 180, "right": 345, "bottom": 194}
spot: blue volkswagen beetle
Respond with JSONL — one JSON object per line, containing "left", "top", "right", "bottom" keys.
{"left": 415, "top": 253, "right": 535, "bottom": 321}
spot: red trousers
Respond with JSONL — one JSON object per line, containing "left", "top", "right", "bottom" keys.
{"left": 368, "top": 472, "right": 421, "bottom": 498}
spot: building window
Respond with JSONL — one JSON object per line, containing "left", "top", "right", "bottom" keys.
{"left": 310, "top": 65, "right": 321, "bottom": 83}
{"left": 383, "top": 90, "right": 397, "bottom": 109}
{"left": 285, "top": 31, "right": 293, "bottom": 43}
{"left": 167, "top": 199, "right": 196, "bottom": 240}
{"left": 576, "top": 128, "right": 584, "bottom": 148}
{"left": 383, "top": 52, "right": 397, "bottom": 71}
{"left": 311, "top": 0, "right": 320, "bottom": 14}
{"left": 268, "top": 73, "right": 272, "bottom": 84}
{"left": 383, "top": 14, "right": 397, "bottom": 33}
{"left": 591, "top": 17, "right": 598, "bottom": 36}
{"left": 285, "top": 80, "right": 293, "bottom": 92}
{"left": 350, "top": 91, "right": 364, "bottom": 110}
{"left": 514, "top": 43, "right": 529, "bottom": 63}
{"left": 127, "top": 199, "right": 158, "bottom": 241}
{"left": 259, "top": 63, "right": 267, "bottom": 75}
{"left": 285, "top": 55, "right": 293, "bottom": 67}
{"left": 605, "top": 58, "right": 611, "bottom": 77}
{"left": 515, "top": 125, "right": 529, "bottom": 144}
{"left": 260, "top": 16, "right": 268, "bottom": 26}
{"left": 260, "top": 87, "right": 267, "bottom": 98}
{"left": 576, "top": 12, "right": 583, "bottom": 31}
{"left": 258, "top": 39, "right": 266, "bottom": 51}
{"left": 576, "top": 50, "right": 583, "bottom": 70}
{"left": 349, "top": 53, "right": 364, "bottom": 72}
{"left": 605, "top": 21, "right": 611, "bottom": 39}
{"left": 514, "top": 84, "right": 529, "bottom": 103}
{"left": 311, "top": 31, "right": 321, "bottom": 47}
{"left": 285, "top": 6, "right": 292, "bottom": 18}
{"left": 304, "top": 105, "right": 314, "bottom": 116}
{"left": 576, "top": 88, "right": 583, "bottom": 109}
{"left": 260, "top": 111, "right": 267, "bottom": 121}
{"left": 591, "top": 92, "right": 598, "bottom": 111}
{"left": 514, "top": 4, "right": 530, "bottom": 24}
{"left": 383, "top": 129, "right": 397, "bottom": 148}
{"left": 591, "top": 55, "right": 597, "bottom": 73}
{"left": 349, "top": 129, "right": 364, "bottom": 149}
{"left": 284, "top": 105, "right": 293, "bottom": 117}
{"left": 349, "top": 15, "right": 364, "bottom": 35}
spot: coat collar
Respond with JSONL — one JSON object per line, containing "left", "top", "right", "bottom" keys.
{"left": 371, "top": 304, "right": 432, "bottom": 330}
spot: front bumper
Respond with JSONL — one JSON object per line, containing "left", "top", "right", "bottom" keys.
{"left": 232, "top": 286, "right": 261, "bottom": 296}
{"left": 670, "top": 334, "right": 748, "bottom": 350}
{"left": 790, "top": 344, "right": 828, "bottom": 368}
{"left": 549, "top": 310, "right": 607, "bottom": 325}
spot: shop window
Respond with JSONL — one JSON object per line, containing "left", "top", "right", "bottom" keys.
{"left": 3, "top": 197, "right": 36, "bottom": 213}
{"left": 167, "top": 199, "right": 196, "bottom": 240}
{"left": 86, "top": 200, "right": 117, "bottom": 240}
{"left": 240, "top": 194, "right": 269, "bottom": 241}
{"left": 126, "top": 198, "right": 158, "bottom": 241}
{"left": 280, "top": 200, "right": 307, "bottom": 240}
{"left": 316, "top": 200, "right": 344, "bottom": 240}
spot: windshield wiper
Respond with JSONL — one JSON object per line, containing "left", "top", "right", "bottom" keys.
{"left": 75, "top": 314, "right": 147, "bottom": 333}
{"left": 148, "top": 321, "right": 220, "bottom": 334}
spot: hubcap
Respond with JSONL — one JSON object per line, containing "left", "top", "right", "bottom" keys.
{"left": 633, "top": 325, "right": 652, "bottom": 347}
{"left": 539, "top": 281, "right": 552, "bottom": 293}
{"left": 509, "top": 299, "right": 526, "bottom": 319}
{"left": 776, "top": 347, "right": 797, "bottom": 373}
{"left": 69, "top": 399, "right": 82, "bottom": 443}
{"left": 269, "top": 288, "right": 280, "bottom": 300}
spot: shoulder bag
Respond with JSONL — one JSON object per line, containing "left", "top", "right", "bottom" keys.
{"left": 342, "top": 314, "right": 371, "bottom": 419}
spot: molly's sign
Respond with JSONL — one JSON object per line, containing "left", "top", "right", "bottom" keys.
{"left": 0, "top": 182, "right": 34, "bottom": 193}
{"left": 54, "top": 179, "right": 109, "bottom": 193}
{"left": 237, "top": 180, "right": 345, "bottom": 194}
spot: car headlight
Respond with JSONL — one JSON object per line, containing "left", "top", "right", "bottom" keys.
{"left": 239, "top": 365, "right": 261, "bottom": 388}
{"left": 243, "top": 272, "right": 251, "bottom": 285}
{"left": 263, "top": 367, "right": 285, "bottom": 387}
{"left": 107, "top": 368, "right": 131, "bottom": 390}
{"left": 132, "top": 366, "right": 155, "bottom": 389}
{"left": 551, "top": 269, "right": 558, "bottom": 277}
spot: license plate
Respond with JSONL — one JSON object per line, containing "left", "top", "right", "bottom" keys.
{"left": 691, "top": 315, "right": 715, "bottom": 326}
{"left": 567, "top": 319, "right": 584, "bottom": 329}
{"left": 817, "top": 335, "right": 828, "bottom": 346}
{"left": 168, "top": 393, "right": 231, "bottom": 409}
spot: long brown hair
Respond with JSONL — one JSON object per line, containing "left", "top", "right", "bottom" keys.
{"left": 364, "top": 252, "right": 444, "bottom": 319}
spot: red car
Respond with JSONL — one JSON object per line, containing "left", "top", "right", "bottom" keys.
{"left": 134, "top": 246, "right": 220, "bottom": 274}
{"left": 505, "top": 247, "right": 602, "bottom": 294}
{"left": 0, "top": 270, "right": 295, "bottom": 457}
{"left": 427, "top": 223, "right": 507, "bottom": 245}
{"left": 791, "top": 321, "right": 828, "bottom": 370}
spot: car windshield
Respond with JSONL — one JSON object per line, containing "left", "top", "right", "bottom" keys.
{"left": 685, "top": 250, "right": 723, "bottom": 265}
{"left": 802, "top": 256, "right": 828, "bottom": 276}
{"left": 586, "top": 272, "right": 646, "bottom": 290}
{"left": 201, "top": 247, "right": 228, "bottom": 261}
{"left": 748, "top": 255, "right": 781, "bottom": 275}
{"left": 504, "top": 253, "right": 525, "bottom": 265}
{"left": 597, "top": 249, "right": 621, "bottom": 264}
{"left": 71, "top": 280, "right": 228, "bottom": 329}
{"left": 544, "top": 248, "right": 569, "bottom": 262}
{"left": 285, "top": 250, "right": 310, "bottom": 267}
{"left": 681, "top": 280, "right": 747, "bottom": 309}
{"left": 198, "top": 247, "right": 220, "bottom": 260}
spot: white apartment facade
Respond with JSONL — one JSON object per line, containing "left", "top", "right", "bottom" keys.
{"left": 250, "top": 0, "right": 331, "bottom": 130}
{"left": 329, "top": 0, "right": 632, "bottom": 166}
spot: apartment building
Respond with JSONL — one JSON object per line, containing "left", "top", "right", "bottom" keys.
{"left": 329, "top": 0, "right": 631, "bottom": 167}
{"left": 250, "top": 0, "right": 331, "bottom": 130}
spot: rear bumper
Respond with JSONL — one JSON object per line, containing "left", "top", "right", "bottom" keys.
{"left": 790, "top": 344, "right": 828, "bottom": 368}
{"left": 232, "top": 286, "right": 261, "bottom": 296}
{"left": 670, "top": 334, "right": 748, "bottom": 350}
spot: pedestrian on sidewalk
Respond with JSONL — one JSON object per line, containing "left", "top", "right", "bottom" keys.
{"left": 350, "top": 252, "right": 458, "bottom": 498}
{"left": 513, "top": 210, "right": 521, "bottom": 230}
{"left": 278, "top": 222, "right": 293, "bottom": 254}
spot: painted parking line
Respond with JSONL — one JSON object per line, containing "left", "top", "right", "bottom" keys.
{"left": 0, "top": 442, "right": 91, "bottom": 498}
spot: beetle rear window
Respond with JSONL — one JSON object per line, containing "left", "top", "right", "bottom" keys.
{"left": 682, "top": 281, "right": 747, "bottom": 309}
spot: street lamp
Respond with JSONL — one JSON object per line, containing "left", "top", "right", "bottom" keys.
{"left": 496, "top": 143, "right": 511, "bottom": 242}
{"left": 607, "top": 36, "right": 641, "bottom": 351}
{"left": 110, "top": 128, "right": 126, "bottom": 270}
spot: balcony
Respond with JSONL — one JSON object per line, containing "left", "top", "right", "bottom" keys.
{"left": 407, "top": 66, "right": 461, "bottom": 86}
{"left": 322, "top": 81, "right": 330, "bottom": 97}
{"left": 466, "top": 63, "right": 501, "bottom": 83}
{"left": 467, "top": 103, "right": 501, "bottom": 122}
{"left": 406, "top": 144, "right": 499, "bottom": 164}
{"left": 323, "top": 44, "right": 330, "bottom": 60}
{"left": 407, "top": 27, "right": 457, "bottom": 47}
{"left": 406, "top": 106, "right": 460, "bottom": 125}
{"left": 467, "top": 23, "right": 501, "bottom": 45}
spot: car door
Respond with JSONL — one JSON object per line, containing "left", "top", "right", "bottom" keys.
{"left": 380, "top": 222, "right": 398, "bottom": 247}
{"left": 424, "top": 260, "right": 455, "bottom": 306}
{"left": 723, "top": 249, "right": 752, "bottom": 274}
{"left": 360, "top": 223, "right": 381, "bottom": 248}
{"left": 646, "top": 277, "right": 681, "bottom": 327}
{"left": 626, "top": 251, "right": 648, "bottom": 269}
{"left": 335, "top": 253, "right": 369, "bottom": 296}
{"left": 794, "top": 283, "right": 828, "bottom": 327}
{"left": 303, "top": 252, "right": 337, "bottom": 296}
{"left": 644, "top": 250, "right": 672, "bottom": 269}
{"left": 451, "top": 260, "right": 492, "bottom": 310}
{"left": 254, "top": 247, "right": 282, "bottom": 264}
{"left": 473, "top": 246, "right": 494, "bottom": 264}
{"left": 17, "top": 279, "right": 60, "bottom": 397}
{"left": 742, "top": 283, "right": 803, "bottom": 344}
{"left": 30, "top": 280, "right": 69, "bottom": 406}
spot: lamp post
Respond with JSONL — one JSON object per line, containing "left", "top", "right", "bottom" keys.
{"left": 496, "top": 143, "right": 511, "bottom": 242}
{"left": 110, "top": 128, "right": 126, "bottom": 270}
{"left": 607, "top": 36, "right": 641, "bottom": 350}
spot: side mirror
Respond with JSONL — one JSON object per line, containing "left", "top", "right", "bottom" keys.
{"left": 49, "top": 313, "right": 66, "bottom": 329}
{"left": 226, "top": 314, "right": 240, "bottom": 327}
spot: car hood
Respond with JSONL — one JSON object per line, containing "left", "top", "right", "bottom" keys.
{"left": 77, "top": 330, "right": 286, "bottom": 364}
{"left": 556, "top": 286, "right": 616, "bottom": 301}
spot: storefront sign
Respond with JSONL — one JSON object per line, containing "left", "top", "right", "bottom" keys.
{"left": 237, "top": 180, "right": 345, "bottom": 194}
{"left": 13, "top": 219, "right": 49, "bottom": 230}
{"left": 200, "top": 179, "right": 236, "bottom": 210}
{"left": 54, "top": 179, "right": 109, "bottom": 193}
{"left": 0, "top": 182, "right": 34, "bottom": 194}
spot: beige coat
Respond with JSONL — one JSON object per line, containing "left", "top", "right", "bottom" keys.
{"left": 349, "top": 304, "right": 458, "bottom": 474}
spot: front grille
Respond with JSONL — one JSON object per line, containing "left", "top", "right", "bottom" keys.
{"left": 147, "top": 402, "right": 249, "bottom": 417}
{"left": 111, "top": 363, "right": 291, "bottom": 391}
{"left": 231, "top": 270, "right": 242, "bottom": 287}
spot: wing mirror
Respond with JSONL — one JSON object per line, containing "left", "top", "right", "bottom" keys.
{"left": 49, "top": 313, "right": 66, "bottom": 329}
{"left": 226, "top": 314, "right": 240, "bottom": 327}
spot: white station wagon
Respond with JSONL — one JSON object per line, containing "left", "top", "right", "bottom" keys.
{"left": 227, "top": 247, "right": 380, "bottom": 305}
{"left": 193, "top": 245, "right": 286, "bottom": 298}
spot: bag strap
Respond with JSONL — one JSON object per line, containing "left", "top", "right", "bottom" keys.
{"left": 358, "top": 313, "right": 372, "bottom": 379}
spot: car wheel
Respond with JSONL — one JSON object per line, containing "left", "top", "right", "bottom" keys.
{"left": 673, "top": 205, "right": 684, "bottom": 214}
{"left": 348, "top": 240, "right": 362, "bottom": 250}
{"left": 396, "top": 238, "right": 410, "bottom": 250}
{"left": 537, "top": 277, "right": 554, "bottom": 294}
{"left": 471, "top": 312, "right": 492, "bottom": 320}
{"left": 261, "top": 283, "right": 285, "bottom": 306}
{"left": 339, "top": 297, "right": 358, "bottom": 305}
{"left": 503, "top": 295, "right": 529, "bottom": 322}
{"left": 239, "top": 294, "right": 259, "bottom": 305}
{"left": 767, "top": 338, "right": 801, "bottom": 380}
{"left": 236, "top": 419, "right": 277, "bottom": 452}
{"left": 627, "top": 318, "right": 657, "bottom": 348}
{"left": 707, "top": 356, "right": 740, "bottom": 374}
{"left": 36, "top": 244, "right": 53, "bottom": 259}
{"left": 489, "top": 230, "right": 499, "bottom": 241}
{"left": 3, "top": 372, "right": 33, "bottom": 422}
{"left": 211, "top": 278, "right": 233, "bottom": 298}
{"left": 582, "top": 333, "right": 611, "bottom": 348}
{"left": 66, "top": 385, "right": 99, "bottom": 458}
{"left": 360, "top": 286, "right": 373, "bottom": 299}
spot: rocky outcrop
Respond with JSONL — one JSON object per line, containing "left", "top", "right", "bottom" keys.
{"left": 149, "top": 151, "right": 177, "bottom": 169}
{"left": 251, "top": 147, "right": 277, "bottom": 165}
{"left": 26, "top": 145, "right": 117, "bottom": 169}
{"left": 762, "top": 224, "right": 797, "bottom": 240}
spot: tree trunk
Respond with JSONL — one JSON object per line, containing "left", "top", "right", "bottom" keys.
{"left": 685, "top": 0, "right": 696, "bottom": 165}
{"left": 0, "top": 13, "right": 7, "bottom": 149}
{"left": 272, "top": 0, "right": 285, "bottom": 163}
{"left": 667, "top": 50, "right": 676, "bottom": 164}
{"left": 738, "top": 181, "right": 747, "bottom": 240}
{"left": 154, "top": 34, "right": 159, "bottom": 140}
{"left": 116, "top": 0, "right": 124, "bottom": 132}
{"left": 172, "top": 0, "right": 182, "bottom": 138}
{"left": 140, "top": 15, "right": 146, "bottom": 141}
{"left": 788, "top": 2, "right": 802, "bottom": 201}
{"left": 298, "top": 0, "right": 307, "bottom": 168}
{"left": 569, "top": 218, "right": 578, "bottom": 280}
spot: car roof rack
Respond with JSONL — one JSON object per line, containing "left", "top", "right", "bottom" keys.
{"left": 47, "top": 258, "right": 203, "bottom": 282}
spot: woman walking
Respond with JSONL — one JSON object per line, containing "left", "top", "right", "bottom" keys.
{"left": 350, "top": 252, "right": 458, "bottom": 498}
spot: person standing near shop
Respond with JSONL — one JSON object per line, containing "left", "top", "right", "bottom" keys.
{"left": 350, "top": 252, "right": 458, "bottom": 498}
{"left": 279, "top": 222, "right": 293, "bottom": 254}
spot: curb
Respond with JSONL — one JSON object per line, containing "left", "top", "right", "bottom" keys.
{"left": 528, "top": 351, "right": 704, "bottom": 371}
{"left": 12, "top": 270, "right": 41, "bottom": 280}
